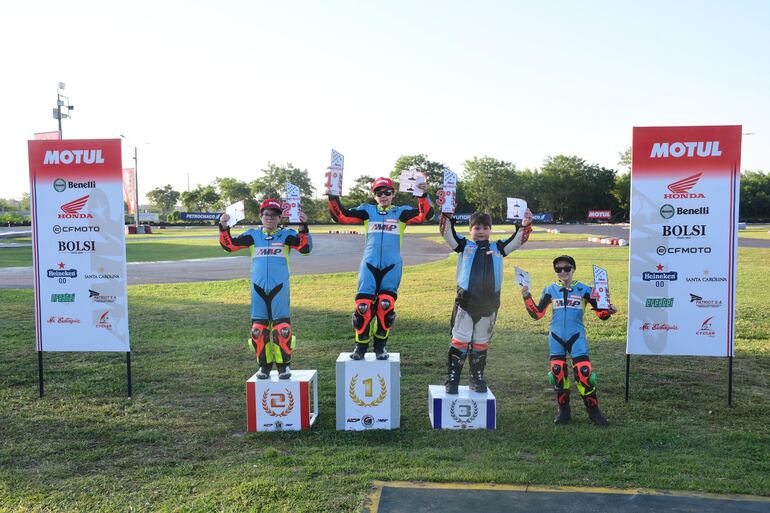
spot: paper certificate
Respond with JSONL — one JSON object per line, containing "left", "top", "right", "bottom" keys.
{"left": 225, "top": 200, "right": 245, "bottom": 227}
{"left": 592, "top": 265, "right": 610, "bottom": 310}
{"left": 284, "top": 183, "right": 301, "bottom": 223}
{"left": 439, "top": 168, "right": 458, "bottom": 214}
{"left": 325, "top": 149, "right": 344, "bottom": 196}
{"left": 515, "top": 266, "right": 531, "bottom": 289}
{"left": 507, "top": 198, "right": 527, "bottom": 220}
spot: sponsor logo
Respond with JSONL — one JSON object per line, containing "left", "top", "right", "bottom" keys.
{"left": 650, "top": 141, "right": 722, "bottom": 158}
{"left": 50, "top": 293, "right": 75, "bottom": 303}
{"left": 642, "top": 264, "right": 677, "bottom": 281}
{"left": 53, "top": 225, "right": 100, "bottom": 234}
{"left": 43, "top": 149, "right": 105, "bottom": 165}
{"left": 52, "top": 179, "right": 96, "bottom": 192}
{"left": 361, "top": 415, "right": 375, "bottom": 427}
{"left": 349, "top": 374, "right": 387, "bottom": 407}
{"left": 640, "top": 322, "right": 679, "bottom": 331}
{"left": 254, "top": 248, "right": 283, "bottom": 256}
{"left": 656, "top": 245, "right": 711, "bottom": 255}
{"left": 664, "top": 173, "right": 705, "bottom": 199}
{"left": 449, "top": 399, "right": 479, "bottom": 427}
{"left": 689, "top": 293, "right": 723, "bottom": 308}
{"left": 696, "top": 316, "right": 716, "bottom": 337}
{"left": 661, "top": 225, "right": 706, "bottom": 237}
{"left": 261, "top": 388, "right": 295, "bottom": 417}
{"left": 83, "top": 272, "right": 121, "bottom": 280}
{"left": 89, "top": 289, "right": 117, "bottom": 303}
{"left": 58, "top": 240, "right": 96, "bottom": 253}
{"left": 686, "top": 269, "right": 727, "bottom": 282}
{"left": 53, "top": 178, "right": 67, "bottom": 192}
{"left": 552, "top": 296, "right": 583, "bottom": 308}
{"left": 95, "top": 310, "right": 113, "bottom": 330}
{"left": 659, "top": 204, "right": 675, "bottom": 219}
{"left": 58, "top": 195, "right": 93, "bottom": 219}
{"left": 47, "top": 262, "right": 77, "bottom": 278}
{"left": 346, "top": 418, "right": 361, "bottom": 423}
{"left": 47, "top": 316, "right": 80, "bottom": 324}
{"left": 587, "top": 210, "right": 611, "bottom": 219}
{"left": 370, "top": 222, "right": 398, "bottom": 232}
{"left": 659, "top": 205, "right": 710, "bottom": 218}
{"left": 645, "top": 297, "right": 674, "bottom": 307}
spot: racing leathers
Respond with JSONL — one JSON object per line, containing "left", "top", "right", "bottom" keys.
{"left": 441, "top": 215, "right": 532, "bottom": 393}
{"left": 219, "top": 223, "right": 312, "bottom": 378}
{"left": 524, "top": 281, "right": 612, "bottom": 424}
{"left": 328, "top": 194, "right": 434, "bottom": 355}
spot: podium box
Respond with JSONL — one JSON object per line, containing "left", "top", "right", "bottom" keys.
{"left": 336, "top": 352, "right": 400, "bottom": 430}
{"left": 246, "top": 370, "right": 318, "bottom": 432}
{"left": 428, "top": 384, "right": 496, "bottom": 429}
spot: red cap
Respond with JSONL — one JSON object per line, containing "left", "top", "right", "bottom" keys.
{"left": 371, "top": 177, "right": 394, "bottom": 191}
{"left": 260, "top": 198, "right": 282, "bottom": 213}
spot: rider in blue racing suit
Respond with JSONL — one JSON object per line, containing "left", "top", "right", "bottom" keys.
{"left": 219, "top": 198, "right": 312, "bottom": 379}
{"left": 328, "top": 176, "right": 434, "bottom": 360}
{"left": 521, "top": 255, "right": 617, "bottom": 426}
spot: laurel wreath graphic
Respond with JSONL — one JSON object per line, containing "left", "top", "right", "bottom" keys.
{"left": 449, "top": 399, "right": 479, "bottom": 424}
{"left": 349, "top": 374, "right": 387, "bottom": 407}
{"left": 261, "top": 388, "right": 295, "bottom": 417}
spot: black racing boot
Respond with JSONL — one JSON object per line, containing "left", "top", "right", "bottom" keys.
{"left": 445, "top": 347, "right": 467, "bottom": 394}
{"left": 583, "top": 394, "right": 609, "bottom": 426}
{"left": 373, "top": 337, "right": 389, "bottom": 360}
{"left": 468, "top": 350, "right": 488, "bottom": 393}
{"left": 256, "top": 347, "right": 272, "bottom": 379}
{"left": 554, "top": 390, "right": 571, "bottom": 425}
{"left": 276, "top": 363, "right": 291, "bottom": 380}
{"left": 350, "top": 342, "right": 368, "bottom": 360}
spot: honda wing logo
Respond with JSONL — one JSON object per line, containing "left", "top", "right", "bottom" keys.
{"left": 59, "top": 195, "right": 93, "bottom": 218}
{"left": 665, "top": 173, "right": 704, "bottom": 199}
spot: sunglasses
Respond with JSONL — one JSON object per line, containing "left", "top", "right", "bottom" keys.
{"left": 554, "top": 266, "right": 573, "bottom": 273}
{"left": 375, "top": 189, "right": 394, "bottom": 197}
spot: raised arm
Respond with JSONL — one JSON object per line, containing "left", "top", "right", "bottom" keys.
{"left": 439, "top": 213, "right": 466, "bottom": 252}
{"left": 400, "top": 195, "right": 435, "bottom": 225}
{"left": 523, "top": 287, "right": 552, "bottom": 320}
{"left": 328, "top": 195, "right": 368, "bottom": 224}
{"left": 285, "top": 222, "right": 312, "bottom": 255}
{"left": 218, "top": 223, "right": 254, "bottom": 252}
{"left": 583, "top": 288, "right": 615, "bottom": 320}
{"left": 496, "top": 224, "right": 533, "bottom": 256}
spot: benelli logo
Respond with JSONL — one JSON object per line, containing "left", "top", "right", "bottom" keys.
{"left": 650, "top": 141, "right": 722, "bottom": 158}
{"left": 664, "top": 173, "right": 705, "bottom": 199}
{"left": 59, "top": 195, "right": 93, "bottom": 219}
{"left": 43, "top": 149, "right": 105, "bottom": 165}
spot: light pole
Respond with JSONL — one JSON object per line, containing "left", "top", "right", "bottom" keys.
{"left": 120, "top": 135, "right": 142, "bottom": 228}
{"left": 52, "top": 82, "right": 74, "bottom": 137}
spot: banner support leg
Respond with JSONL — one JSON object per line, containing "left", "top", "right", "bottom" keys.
{"left": 38, "top": 351, "right": 44, "bottom": 398}
{"left": 728, "top": 355, "right": 733, "bottom": 407}
{"left": 624, "top": 354, "right": 631, "bottom": 403}
{"left": 127, "top": 352, "right": 132, "bottom": 399}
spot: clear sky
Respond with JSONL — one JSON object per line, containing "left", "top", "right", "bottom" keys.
{"left": 2, "top": 0, "right": 768, "bottom": 202}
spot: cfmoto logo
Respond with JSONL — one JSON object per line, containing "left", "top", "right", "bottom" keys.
{"left": 660, "top": 204, "right": 675, "bottom": 219}
{"left": 53, "top": 178, "right": 66, "bottom": 192}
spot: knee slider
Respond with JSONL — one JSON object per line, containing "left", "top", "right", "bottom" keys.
{"left": 353, "top": 298, "right": 374, "bottom": 336}
{"left": 548, "top": 358, "right": 568, "bottom": 388}
{"left": 376, "top": 292, "right": 397, "bottom": 331}
{"left": 573, "top": 360, "right": 596, "bottom": 395}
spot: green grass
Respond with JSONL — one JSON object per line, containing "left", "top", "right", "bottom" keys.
{"left": 1, "top": 247, "right": 768, "bottom": 511}
{"left": 739, "top": 225, "right": 770, "bottom": 240}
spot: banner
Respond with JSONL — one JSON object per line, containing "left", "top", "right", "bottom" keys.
{"left": 180, "top": 212, "right": 222, "bottom": 221}
{"left": 34, "top": 131, "right": 62, "bottom": 141}
{"left": 122, "top": 167, "right": 137, "bottom": 214}
{"left": 626, "top": 125, "right": 741, "bottom": 357}
{"left": 28, "top": 139, "right": 130, "bottom": 352}
{"left": 588, "top": 210, "right": 611, "bottom": 219}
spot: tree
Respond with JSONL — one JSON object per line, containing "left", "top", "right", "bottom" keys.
{"left": 346, "top": 175, "right": 377, "bottom": 207}
{"left": 618, "top": 146, "right": 632, "bottom": 172}
{"left": 612, "top": 171, "right": 631, "bottom": 220}
{"left": 250, "top": 162, "right": 315, "bottom": 201}
{"left": 146, "top": 185, "right": 180, "bottom": 215}
{"left": 462, "top": 156, "right": 518, "bottom": 221}
{"left": 215, "top": 177, "right": 252, "bottom": 206}
{"left": 390, "top": 154, "right": 446, "bottom": 201}
{"left": 740, "top": 170, "right": 770, "bottom": 221}
{"left": 180, "top": 185, "right": 219, "bottom": 212}
{"left": 538, "top": 155, "right": 617, "bottom": 221}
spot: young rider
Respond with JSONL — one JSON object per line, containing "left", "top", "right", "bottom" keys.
{"left": 328, "top": 177, "right": 434, "bottom": 360}
{"left": 219, "top": 199, "right": 312, "bottom": 379}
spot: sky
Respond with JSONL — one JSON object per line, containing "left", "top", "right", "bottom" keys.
{"left": 2, "top": 0, "right": 769, "bottom": 202}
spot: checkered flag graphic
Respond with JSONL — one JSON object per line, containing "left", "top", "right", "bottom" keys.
{"left": 331, "top": 149, "right": 344, "bottom": 169}
{"left": 286, "top": 183, "right": 300, "bottom": 198}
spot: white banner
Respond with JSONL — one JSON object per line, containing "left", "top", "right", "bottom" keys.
{"left": 325, "top": 149, "right": 344, "bottom": 196}
{"left": 28, "top": 139, "right": 130, "bottom": 352}
{"left": 284, "top": 183, "right": 301, "bottom": 223}
{"left": 626, "top": 125, "right": 741, "bottom": 357}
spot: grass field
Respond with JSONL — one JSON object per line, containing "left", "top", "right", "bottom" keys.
{"left": 1, "top": 247, "right": 768, "bottom": 512}
{"left": 739, "top": 225, "right": 770, "bottom": 240}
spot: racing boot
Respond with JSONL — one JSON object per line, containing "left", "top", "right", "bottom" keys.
{"left": 583, "top": 394, "right": 609, "bottom": 426}
{"left": 256, "top": 353, "right": 272, "bottom": 380}
{"left": 468, "top": 350, "right": 488, "bottom": 393}
{"left": 272, "top": 323, "right": 294, "bottom": 380}
{"left": 373, "top": 337, "right": 389, "bottom": 360}
{"left": 350, "top": 342, "right": 368, "bottom": 360}
{"left": 554, "top": 390, "right": 571, "bottom": 425}
{"left": 445, "top": 346, "right": 467, "bottom": 394}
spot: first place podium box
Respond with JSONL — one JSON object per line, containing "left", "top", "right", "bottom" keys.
{"left": 246, "top": 370, "right": 318, "bottom": 432}
{"left": 336, "top": 352, "right": 400, "bottom": 430}
{"left": 428, "top": 385, "right": 496, "bottom": 429}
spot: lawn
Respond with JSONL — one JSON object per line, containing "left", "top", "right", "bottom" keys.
{"left": 739, "top": 225, "right": 770, "bottom": 240}
{"left": 1, "top": 247, "right": 768, "bottom": 512}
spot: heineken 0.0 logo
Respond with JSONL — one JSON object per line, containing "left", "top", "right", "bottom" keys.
{"left": 449, "top": 399, "right": 479, "bottom": 425}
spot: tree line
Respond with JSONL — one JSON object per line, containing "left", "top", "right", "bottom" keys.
{"left": 143, "top": 149, "right": 768, "bottom": 223}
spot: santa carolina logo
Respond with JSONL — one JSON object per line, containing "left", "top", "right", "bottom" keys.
{"left": 664, "top": 174, "right": 705, "bottom": 199}
{"left": 58, "top": 195, "right": 93, "bottom": 219}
